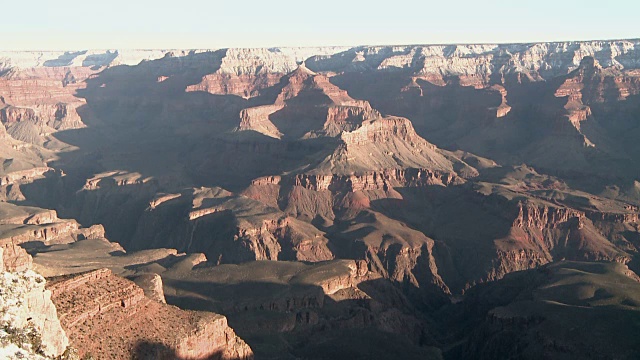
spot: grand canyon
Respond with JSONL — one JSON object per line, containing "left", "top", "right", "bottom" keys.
{"left": 0, "top": 40, "right": 640, "bottom": 359}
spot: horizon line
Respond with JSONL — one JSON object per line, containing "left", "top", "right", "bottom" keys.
{"left": 2, "top": 36, "right": 639, "bottom": 53}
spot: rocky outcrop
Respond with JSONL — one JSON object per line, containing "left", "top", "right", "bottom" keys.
{"left": 237, "top": 104, "right": 284, "bottom": 138}
{"left": 0, "top": 269, "right": 69, "bottom": 358}
{"left": 48, "top": 268, "right": 252, "bottom": 359}
{"left": 184, "top": 47, "right": 348, "bottom": 98}
{"left": 1, "top": 245, "right": 33, "bottom": 272}
{"left": 131, "top": 273, "right": 166, "bottom": 303}
{"left": 313, "top": 260, "right": 369, "bottom": 295}
{"left": 0, "top": 245, "right": 69, "bottom": 358}
{"left": 0, "top": 204, "right": 112, "bottom": 271}
{"left": 74, "top": 224, "right": 106, "bottom": 240}
{"left": 148, "top": 193, "right": 182, "bottom": 210}
{"left": 488, "top": 84, "right": 511, "bottom": 117}
{"left": 340, "top": 116, "right": 429, "bottom": 146}
{"left": 0, "top": 217, "right": 79, "bottom": 246}
{"left": 511, "top": 201, "right": 585, "bottom": 229}
{"left": 0, "top": 168, "right": 54, "bottom": 187}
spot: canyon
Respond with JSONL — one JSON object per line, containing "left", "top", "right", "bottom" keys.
{"left": 0, "top": 40, "right": 639, "bottom": 358}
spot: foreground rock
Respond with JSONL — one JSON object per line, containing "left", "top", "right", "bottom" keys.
{"left": 48, "top": 268, "right": 252, "bottom": 360}
{"left": 0, "top": 242, "right": 69, "bottom": 359}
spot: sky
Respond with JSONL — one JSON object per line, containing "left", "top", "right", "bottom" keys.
{"left": 2, "top": 0, "right": 639, "bottom": 50}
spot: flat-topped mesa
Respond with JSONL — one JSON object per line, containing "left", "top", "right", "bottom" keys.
{"left": 0, "top": 206, "right": 59, "bottom": 226}
{"left": 340, "top": 116, "right": 427, "bottom": 146}
{"left": 48, "top": 268, "right": 253, "bottom": 359}
{"left": 0, "top": 219, "right": 80, "bottom": 247}
{"left": 301, "top": 259, "right": 370, "bottom": 295}
{"left": 0, "top": 167, "right": 54, "bottom": 186}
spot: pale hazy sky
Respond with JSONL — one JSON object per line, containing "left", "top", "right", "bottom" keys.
{"left": 2, "top": 0, "right": 638, "bottom": 50}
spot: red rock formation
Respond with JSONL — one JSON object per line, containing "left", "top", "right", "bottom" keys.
{"left": 0, "top": 68, "right": 88, "bottom": 133}
{"left": 237, "top": 104, "right": 284, "bottom": 138}
{"left": 74, "top": 224, "right": 107, "bottom": 240}
{"left": 132, "top": 273, "right": 167, "bottom": 303}
{"left": 340, "top": 116, "right": 425, "bottom": 145}
{"left": 488, "top": 84, "right": 511, "bottom": 117}
{"left": 187, "top": 73, "right": 283, "bottom": 98}
{"left": 48, "top": 268, "right": 253, "bottom": 359}
{"left": 511, "top": 201, "right": 584, "bottom": 229}
{"left": 554, "top": 57, "right": 640, "bottom": 130}
{"left": 481, "top": 200, "right": 632, "bottom": 288}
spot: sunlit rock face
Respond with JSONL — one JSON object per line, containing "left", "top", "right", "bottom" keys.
{"left": 0, "top": 248, "right": 68, "bottom": 358}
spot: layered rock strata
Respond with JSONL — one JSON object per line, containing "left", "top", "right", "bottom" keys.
{"left": 48, "top": 268, "right": 253, "bottom": 359}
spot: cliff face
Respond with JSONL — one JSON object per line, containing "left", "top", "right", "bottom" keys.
{"left": 0, "top": 246, "right": 69, "bottom": 358}
{"left": 4, "top": 41, "right": 636, "bottom": 78}
{"left": 48, "top": 268, "right": 253, "bottom": 359}
{"left": 0, "top": 69, "right": 88, "bottom": 140}
{"left": 306, "top": 40, "right": 640, "bottom": 84}
{"left": 553, "top": 57, "right": 640, "bottom": 132}
{"left": 0, "top": 269, "right": 69, "bottom": 358}
{"left": 250, "top": 168, "right": 460, "bottom": 193}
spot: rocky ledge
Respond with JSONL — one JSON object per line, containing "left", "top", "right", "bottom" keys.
{"left": 48, "top": 268, "right": 253, "bottom": 359}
